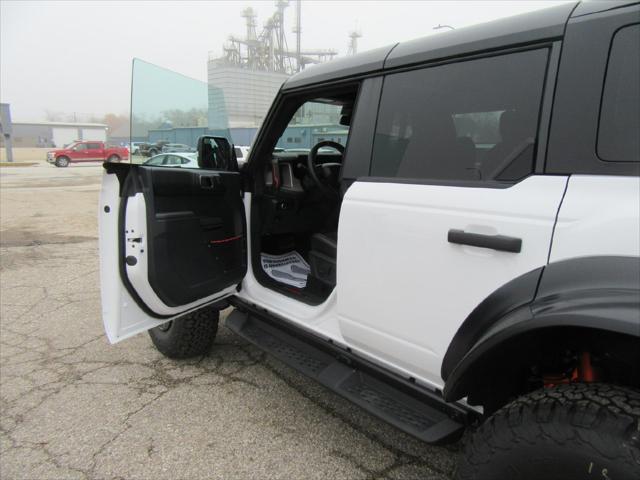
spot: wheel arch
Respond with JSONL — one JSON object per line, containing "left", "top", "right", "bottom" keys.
{"left": 442, "top": 256, "right": 640, "bottom": 407}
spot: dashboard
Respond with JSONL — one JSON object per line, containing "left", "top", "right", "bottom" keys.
{"left": 264, "top": 152, "right": 343, "bottom": 196}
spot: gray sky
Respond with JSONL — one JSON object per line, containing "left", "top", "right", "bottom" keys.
{"left": 1, "top": 0, "right": 568, "bottom": 121}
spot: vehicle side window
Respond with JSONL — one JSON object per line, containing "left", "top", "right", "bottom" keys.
{"left": 370, "top": 49, "right": 548, "bottom": 182}
{"left": 165, "top": 155, "right": 181, "bottom": 166}
{"left": 146, "top": 155, "right": 166, "bottom": 166}
{"left": 597, "top": 24, "right": 640, "bottom": 163}
{"left": 87, "top": 143, "right": 102, "bottom": 150}
{"left": 74, "top": 143, "right": 87, "bottom": 151}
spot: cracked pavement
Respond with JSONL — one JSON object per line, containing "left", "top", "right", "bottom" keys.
{"left": 1, "top": 164, "right": 459, "bottom": 479}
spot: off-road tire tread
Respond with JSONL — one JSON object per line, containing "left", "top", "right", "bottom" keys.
{"left": 148, "top": 307, "right": 219, "bottom": 359}
{"left": 456, "top": 383, "right": 640, "bottom": 480}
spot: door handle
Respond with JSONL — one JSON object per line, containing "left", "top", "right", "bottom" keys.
{"left": 447, "top": 229, "right": 522, "bottom": 253}
{"left": 200, "top": 176, "right": 216, "bottom": 189}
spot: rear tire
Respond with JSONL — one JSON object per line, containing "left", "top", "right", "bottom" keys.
{"left": 148, "top": 306, "right": 219, "bottom": 359}
{"left": 456, "top": 383, "right": 640, "bottom": 480}
{"left": 107, "top": 154, "right": 120, "bottom": 162}
{"left": 55, "top": 156, "right": 69, "bottom": 167}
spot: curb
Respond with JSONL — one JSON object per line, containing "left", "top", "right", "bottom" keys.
{"left": 0, "top": 162, "right": 39, "bottom": 167}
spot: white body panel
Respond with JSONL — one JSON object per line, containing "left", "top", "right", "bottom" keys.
{"left": 99, "top": 172, "right": 234, "bottom": 343}
{"left": 550, "top": 175, "right": 640, "bottom": 262}
{"left": 336, "top": 175, "right": 568, "bottom": 388}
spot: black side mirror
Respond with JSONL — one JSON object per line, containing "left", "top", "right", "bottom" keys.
{"left": 197, "top": 136, "right": 238, "bottom": 171}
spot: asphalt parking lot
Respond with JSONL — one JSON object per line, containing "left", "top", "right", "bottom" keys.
{"left": 0, "top": 162, "right": 459, "bottom": 479}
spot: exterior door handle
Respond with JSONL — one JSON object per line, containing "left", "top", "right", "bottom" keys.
{"left": 447, "top": 229, "right": 522, "bottom": 253}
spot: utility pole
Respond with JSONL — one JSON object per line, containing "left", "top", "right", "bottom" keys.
{"left": 0, "top": 103, "right": 14, "bottom": 163}
{"left": 294, "top": 0, "right": 301, "bottom": 71}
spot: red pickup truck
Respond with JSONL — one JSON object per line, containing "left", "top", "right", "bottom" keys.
{"left": 46, "top": 141, "right": 129, "bottom": 167}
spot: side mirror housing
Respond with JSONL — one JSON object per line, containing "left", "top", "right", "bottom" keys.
{"left": 197, "top": 136, "right": 238, "bottom": 171}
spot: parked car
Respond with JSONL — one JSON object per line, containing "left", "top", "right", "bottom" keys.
{"left": 142, "top": 152, "right": 197, "bottom": 168}
{"left": 47, "top": 141, "right": 129, "bottom": 167}
{"left": 162, "top": 143, "right": 195, "bottom": 153}
{"left": 138, "top": 141, "right": 169, "bottom": 157}
{"left": 99, "top": 3, "right": 640, "bottom": 479}
{"left": 129, "top": 142, "right": 144, "bottom": 155}
{"left": 234, "top": 145, "right": 250, "bottom": 166}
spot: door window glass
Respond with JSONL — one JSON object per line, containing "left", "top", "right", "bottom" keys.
{"left": 74, "top": 143, "right": 87, "bottom": 151}
{"left": 145, "top": 155, "right": 166, "bottom": 166}
{"left": 130, "top": 59, "right": 231, "bottom": 167}
{"left": 598, "top": 24, "right": 640, "bottom": 162}
{"left": 371, "top": 49, "right": 548, "bottom": 182}
{"left": 87, "top": 143, "right": 102, "bottom": 150}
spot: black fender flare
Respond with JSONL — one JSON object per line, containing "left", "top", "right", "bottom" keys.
{"left": 442, "top": 256, "right": 640, "bottom": 402}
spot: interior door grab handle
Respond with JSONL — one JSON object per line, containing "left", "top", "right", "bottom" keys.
{"left": 447, "top": 229, "right": 522, "bottom": 253}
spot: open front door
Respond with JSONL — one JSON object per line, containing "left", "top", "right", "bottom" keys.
{"left": 99, "top": 159, "right": 246, "bottom": 343}
{"left": 99, "top": 58, "right": 242, "bottom": 343}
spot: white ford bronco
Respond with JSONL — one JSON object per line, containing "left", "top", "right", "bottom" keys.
{"left": 99, "top": 2, "right": 640, "bottom": 478}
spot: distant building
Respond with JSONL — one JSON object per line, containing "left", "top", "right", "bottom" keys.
{"left": 0, "top": 122, "right": 108, "bottom": 148}
{"left": 207, "top": 64, "right": 288, "bottom": 129}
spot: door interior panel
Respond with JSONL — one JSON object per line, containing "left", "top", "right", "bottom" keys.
{"left": 130, "top": 166, "right": 246, "bottom": 307}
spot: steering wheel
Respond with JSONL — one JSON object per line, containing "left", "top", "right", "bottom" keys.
{"left": 307, "top": 141, "right": 345, "bottom": 198}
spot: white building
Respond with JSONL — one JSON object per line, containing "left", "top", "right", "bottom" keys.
{"left": 2, "top": 122, "right": 108, "bottom": 148}
{"left": 207, "top": 63, "right": 288, "bottom": 129}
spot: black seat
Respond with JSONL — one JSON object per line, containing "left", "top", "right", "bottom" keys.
{"left": 309, "top": 232, "right": 337, "bottom": 288}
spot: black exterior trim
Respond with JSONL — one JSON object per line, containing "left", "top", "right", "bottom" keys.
{"left": 281, "top": 2, "right": 575, "bottom": 91}
{"left": 447, "top": 229, "right": 522, "bottom": 253}
{"left": 441, "top": 267, "right": 543, "bottom": 381}
{"left": 340, "top": 77, "right": 383, "bottom": 182}
{"left": 571, "top": 0, "right": 639, "bottom": 18}
{"left": 358, "top": 176, "right": 516, "bottom": 189}
{"left": 545, "top": 4, "right": 640, "bottom": 175}
{"left": 230, "top": 297, "right": 476, "bottom": 427}
{"left": 443, "top": 255, "right": 640, "bottom": 401}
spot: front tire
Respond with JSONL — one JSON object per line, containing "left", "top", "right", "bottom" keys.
{"left": 456, "top": 383, "right": 640, "bottom": 480}
{"left": 148, "top": 306, "right": 219, "bottom": 359}
{"left": 55, "top": 156, "right": 70, "bottom": 167}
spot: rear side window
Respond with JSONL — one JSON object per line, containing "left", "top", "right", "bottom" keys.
{"left": 371, "top": 49, "right": 548, "bottom": 182}
{"left": 598, "top": 24, "right": 640, "bottom": 162}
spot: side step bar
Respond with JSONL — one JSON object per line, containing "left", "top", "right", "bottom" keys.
{"left": 225, "top": 308, "right": 467, "bottom": 444}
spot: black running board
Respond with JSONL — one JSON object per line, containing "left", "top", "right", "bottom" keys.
{"left": 225, "top": 309, "right": 466, "bottom": 444}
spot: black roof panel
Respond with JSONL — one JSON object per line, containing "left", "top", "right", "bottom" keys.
{"left": 282, "top": 45, "right": 396, "bottom": 91}
{"left": 385, "top": 2, "right": 577, "bottom": 68}
{"left": 282, "top": 2, "right": 578, "bottom": 91}
{"left": 572, "top": 0, "right": 638, "bottom": 17}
